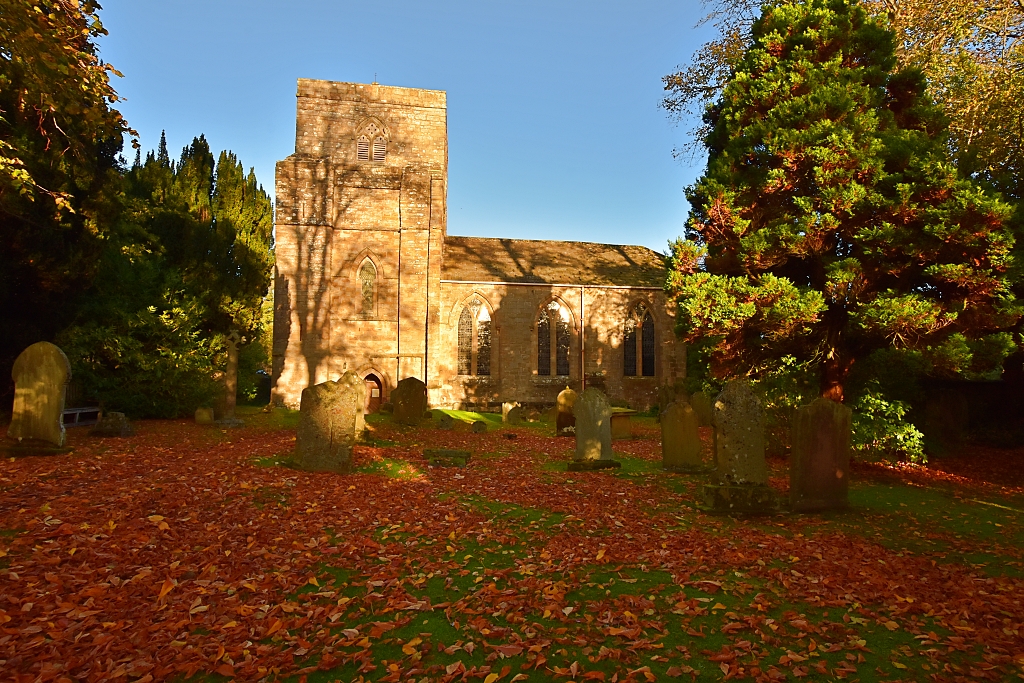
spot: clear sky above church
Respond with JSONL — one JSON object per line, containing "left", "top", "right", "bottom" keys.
{"left": 98, "top": 0, "right": 716, "bottom": 254}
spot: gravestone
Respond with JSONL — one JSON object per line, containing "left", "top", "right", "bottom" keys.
{"left": 556, "top": 386, "right": 577, "bottom": 437}
{"left": 435, "top": 411, "right": 455, "bottom": 430}
{"left": 661, "top": 401, "right": 703, "bottom": 472}
{"left": 702, "top": 381, "right": 777, "bottom": 513}
{"left": 790, "top": 398, "right": 852, "bottom": 512}
{"left": 658, "top": 384, "right": 688, "bottom": 416}
{"left": 392, "top": 377, "right": 427, "bottom": 426}
{"left": 690, "top": 392, "right": 713, "bottom": 427}
{"left": 569, "top": 388, "right": 620, "bottom": 471}
{"left": 90, "top": 412, "right": 135, "bottom": 438}
{"left": 6, "top": 342, "right": 72, "bottom": 452}
{"left": 502, "top": 402, "right": 522, "bottom": 424}
{"left": 195, "top": 408, "right": 215, "bottom": 425}
{"left": 294, "top": 372, "right": 365, "bottom": 474}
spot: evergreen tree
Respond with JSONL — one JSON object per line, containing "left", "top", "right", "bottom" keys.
{"left": 668, "top": 0, "right": 1020, "bottom": 401}
{"left": 156, "top": 130, "right": 170, "bottom": 168}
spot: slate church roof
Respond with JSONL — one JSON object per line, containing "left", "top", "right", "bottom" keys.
{"left": 442, "top": 236, "right": 667, "bottom": 288}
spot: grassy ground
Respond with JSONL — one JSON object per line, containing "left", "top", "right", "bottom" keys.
{"left": 0, "top": 408, "right": 1021, "bottom": 682}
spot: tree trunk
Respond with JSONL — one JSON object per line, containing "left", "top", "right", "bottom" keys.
{"left": 820, "top": 354, "right": 853, "bottom": 402}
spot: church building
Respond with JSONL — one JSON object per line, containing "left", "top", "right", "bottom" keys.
{"left": 271, "top": 79, "right": 685, "bottom": 411}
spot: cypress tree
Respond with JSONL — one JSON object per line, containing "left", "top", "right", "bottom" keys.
{"left": 668, "top": 0, "right": 1020, "bottom": 401}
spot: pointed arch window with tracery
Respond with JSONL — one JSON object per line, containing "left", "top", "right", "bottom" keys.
{"left": 356, "top": 122, "right": 386, "bottom": 162}
{"left": 624, "top": 304, "right": 655, "bottom": 377}
{"left": 537, "top": 301, "right": 571, "bottom": 377}
{"left": 457, "top": 298, "right": 491, "bottom": 376}
{"left": 358, "top": 260, "right": 377, "bottom": 316}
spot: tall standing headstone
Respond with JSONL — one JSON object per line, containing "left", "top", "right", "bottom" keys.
{"left": 502, "top": 401, "right": 522, "bottom": 424}
{"left": 702, "top": 381, "right": 777, "bottom": 513}
{"left": 6, "top": 342, "right": 72, "bottom": 451}
{"left": 295, "top": 372, "right": 365, "bottom": 473}
{"left": 391, "top": 377, "right": 427, "bottom": 426}
{"left": 689, "top": 392, "right": 713, "bottom": 427}
{"left": 662, "top": 401, "right": 703, "bottom": 472}
{"left": 555, "top": 386, "right": 577, "bottom": 437}
{"left": 790, "top": 397, "right": 852, "bottom": 512}
{"left": 569, "top": 388, "right": 620, "bottom": 471}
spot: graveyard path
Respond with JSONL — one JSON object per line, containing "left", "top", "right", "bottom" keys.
{"left": 0, "top": 414, "right": 1020, "bottom": 682}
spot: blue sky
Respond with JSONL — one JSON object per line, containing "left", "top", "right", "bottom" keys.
{"left": 97, "top": 1, "right": 716, "bottom": 253}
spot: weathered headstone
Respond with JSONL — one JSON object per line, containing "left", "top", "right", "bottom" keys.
{"left": 569, "top": 388, "right": 620, "bottom": 471}
{"left": 502, "top": 402, "right": 522, "bottom": 424}
{"left": 690, "top": 392, "right": 713, "bottom": 427}
{"left": 391, "top": 377, "right": 427, "bottom": 426}
{"left": 790, "top": 398, "right": 852, "bottom": 512}
{"left": 610, "top": 408, "right": 636, "bottom": 440}
{"left": 435, "top": 411, "right": 455, "bottom": 430}
{"left": 195, "top": 408, "right": 215, "bottom": 425}
{"left": 556, "top": 387, "right": 577, "bottom": 437}
{"left": 90, "top": 412, "right": 135, "bottom": 438}
{"left": 6, "top": 342, "right": 72, "bottom": 451}
{"left": 702, "top": 381, "right": 777, "bottom": 513}
{"left": 294, "top": 372, "right": 365, "bottom": 473}
{"left": 661, "top": 401, "right": 703, "bottom": 472}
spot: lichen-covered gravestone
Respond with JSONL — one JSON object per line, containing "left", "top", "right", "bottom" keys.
{"left": 391, "top": 377, "right": 427, "bottom": 426}
{"left": 569, "top": 388, "right": 620, "bottom": 471}
{"left": 703, "top": 381, "right": 777, "bottom": 513}
{"left": 6, "top": 342, "right": 72, "bottom": 452}
{"left": 556, "top": 386, "right": 577, "bottom": 436}
{"left": 661, "top": 401, "right": 703, "bottom": 472}
{"left": 295, "top": 372, "right": 365, "bottom": 474}
{"left": 689, "top": 391, "right": 713, "bottom": 427}
{"left": 790, "top": 398, "right": 852, "bottom": 512}
{"left": 194, "top": 408, "right": 215, "bottom": 425}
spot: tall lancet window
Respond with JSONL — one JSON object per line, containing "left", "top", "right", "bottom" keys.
{"left": 537, "top": 302, "right": 571, "bottom": 376}
{"left": 359, "top": 260, "right": 376, "bottom": 316}
{"left": 623, "top": 304, "right": 655, "bottom": 377}
{"left": 457, "top": 298, "right": 491, "bottom": 376}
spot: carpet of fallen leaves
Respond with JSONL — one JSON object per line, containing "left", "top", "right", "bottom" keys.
{"left": 1, "top": 409, "right": 1023, "bottom": 683}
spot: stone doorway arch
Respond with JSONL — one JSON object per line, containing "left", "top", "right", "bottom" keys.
{"left": 364, "top": 373, "right": 383, "bottom": 414}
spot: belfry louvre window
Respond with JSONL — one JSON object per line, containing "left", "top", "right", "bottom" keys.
{"left": 356, "top": 135, "right": 370, "bottom": 161}
{"left": 537, "top": 302, "right": 571, "bottom": 377}
{"left": 372, "top": 136, "right": 387, "bottom": 162}
{"left": 623, "top": 305, "right": 655, "bottom": 377}
{"left": 457, "top": 299, "right": 491, "bottom": 376}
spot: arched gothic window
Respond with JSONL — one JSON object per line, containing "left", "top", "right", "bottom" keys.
{"left": 358, "top": 260, "right": 377, "bottom": 316}
{"left": 624, "top": 304, "right": 655, "bottom": 377}
{"left": 356, "top": 122, "right": 386, "bottom": 162}
{"left": 537, "top": 302, "right": 571, "bottom": 376}
{"left": 457, "top": 298, "right": 491, "bottom": 376}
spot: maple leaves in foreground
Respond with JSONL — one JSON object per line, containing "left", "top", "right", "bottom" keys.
{"left": 0, "top": 415, "right": 1021, "bottom": 682}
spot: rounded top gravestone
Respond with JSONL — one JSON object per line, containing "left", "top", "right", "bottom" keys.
{"left": 8, "top": 342, "right": 72, "bottom": 448}
{"left": 295, "top": 371, "right": 366, "bottom": 474}
{"left": 573, "top": 388, "right": 613, "bottom": 462}
{"left": 391, "top": 377, "right": 427, "bottom": 426}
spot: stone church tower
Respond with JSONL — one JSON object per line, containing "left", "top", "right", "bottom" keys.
{"left": 274, "top": 79, "right": 685, "bottom": 411}
{"left": 273, "top": 80, "right": 447, "bottom": 406}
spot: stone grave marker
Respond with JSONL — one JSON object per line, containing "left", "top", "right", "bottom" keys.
{"left": 90, "top": 412, "right": 135, "bottom": 438}
{"left": 502, "top": 402, "right": 522, "bottom": 425}
{"left": 702, "top": 381, "right": 777, "bottom": 513}
{"left": 556, "top": 386, "right": 577, "bottom": 437}
{"left": 661, "top": 401, "right": 703, "bottom": 472}
{"left": 195, "top": 408, "right": 215, "bottom": 425}
{"left": 569, "top": 388, "right": 620, "bottom": 471}
{"left": 658, "top": 384, "right": 688, "bottom": 417}
{"left": 690, "top": 392, "right": 713, "bottom": 427}
{"left": 424, "top": 448, "right": 472, "bottom": 467}
{"left": 790, "top": 397, "right": 852, "bottom": 512}
{"left": 392, "top": 377, "right": 427, "bottom": 426}
{"left": 434, "top": 411, "right": 455, "bottom": 430}
{"left": 294, "top": 372, "right": 365, "bottom": 474}
{"left": 5, "top": 342, "right": 72, "bottom": 452}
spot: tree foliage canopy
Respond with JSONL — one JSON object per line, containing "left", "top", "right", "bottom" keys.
{"left": 668, "top": 0, "right": 1020, "bottom": 400}
{"left": 664, "top": 0, "right": 1024, "bottom": 197}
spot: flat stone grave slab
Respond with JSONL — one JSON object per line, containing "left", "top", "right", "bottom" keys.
{"left": 424, "top": 449, "right": 472, "bottom": 467}
{"left": 567, "top": 459, "right": 622, "bottom": 472}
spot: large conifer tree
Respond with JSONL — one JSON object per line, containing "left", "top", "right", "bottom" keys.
{"left": 668, "top": 0, "right": 1020, "bottom": 401}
